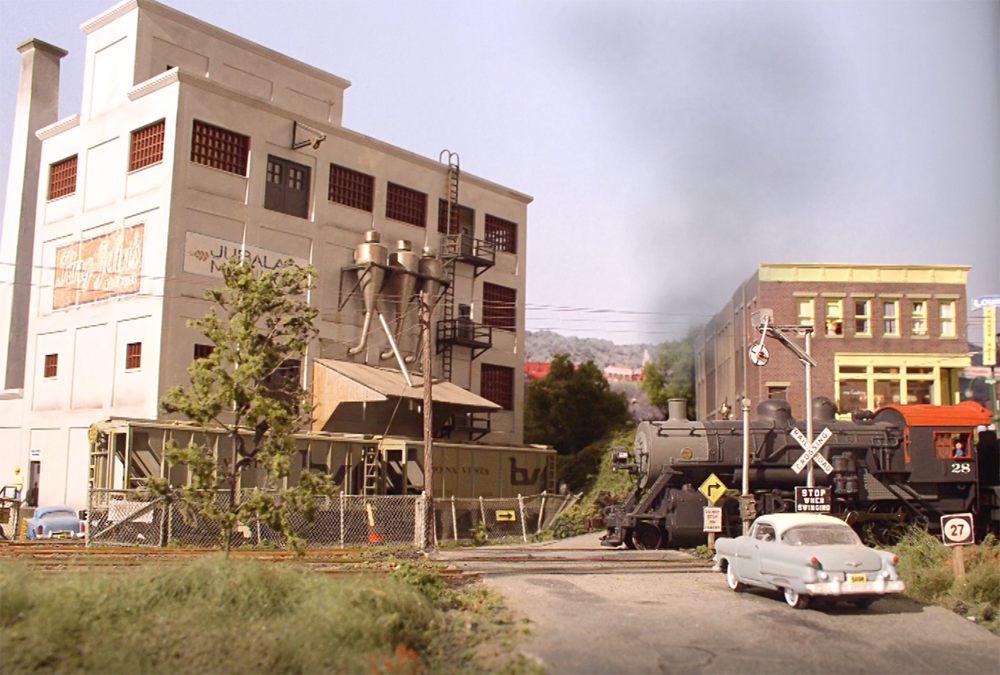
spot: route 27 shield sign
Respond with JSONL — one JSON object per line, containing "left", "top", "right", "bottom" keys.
{"left": 940, "top": 513, "right": 974, "bottom": 546}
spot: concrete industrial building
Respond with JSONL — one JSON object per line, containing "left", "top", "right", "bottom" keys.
{"left": 696, "top": 263, "right": 971, "bottom": 421}
{"left": 0, "top": 0, "right": 531, "bottom": 510}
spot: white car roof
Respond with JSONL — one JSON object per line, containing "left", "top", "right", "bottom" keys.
{"left": 755, "top": 513, "right": 850, "bottom": 537}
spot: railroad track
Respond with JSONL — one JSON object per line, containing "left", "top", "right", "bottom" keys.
{"left": 430, "top": 547, "right": 715, "bottom": 575}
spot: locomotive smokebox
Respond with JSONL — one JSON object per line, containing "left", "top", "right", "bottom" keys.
{"left": 632, "top": 398, "right": 710, "bottom": 488}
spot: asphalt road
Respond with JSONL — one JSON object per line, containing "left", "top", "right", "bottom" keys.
{"left": 482, "top": 535, "right": 1000, "bottom": 675}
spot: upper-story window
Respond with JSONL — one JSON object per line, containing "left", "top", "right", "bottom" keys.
{"left": 44, "top": 354, "right": 58, "bottom": 379}
{"left": 882, "top": 300, "right": 899, "bottom": 336}
{"left": 193, "top": 344, "right": 214, "bottom": 360}
{"left": 483, "top": 282, "right": 517, "bottom": 331}
{"left": 328, "top": 163, "right": 374, "bottom": 212}
{"left": 824, "top": 299, "right": 843, "bottom": 336}
{"left": 264, "top": 155, "right": 310, "bottom": 219}
{"left": 485, "top": 215, "right": 517, "bottom": 253}
{"left": 437, "top": 199, "right": 474, "bottom": 235}
{"left": 190, "top": 120, "right": 249, "bottom": 175}
{"left": 129, "top": 119, "right": 165, "bottom": 171}
{"left": 854, "top": 299, "right": 871, "bottom": 336}
{"left": 795, "top": 298, "right": 814, "bottom": 327}
{"left": 125, "top": 342, "right": 142, "bottom": 370}
{"left": 911, "top": 300, "right": 927, "bottom": 336}
{"left": 386, "top": 183, "right": 427, "bottom": 227}
{"left": 939, "top": 301, "right": 956, "bottom": 337}
{"left": 480, "top": 363, "right": 514, "bottom": 411}
{"left": 48, "top": 155, "right": 78, "bottom": 200}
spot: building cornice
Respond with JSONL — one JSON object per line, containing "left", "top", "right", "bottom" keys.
{"left": 758, "top": 263, "right": 969, "bottom": 285}
{"left": 35, "top": 114, "right": 81, "bottom": 141}
{"left": 16, "top": 38, "right": 68, "bottom": 58}
{"left": 82, "top": 0, "right": 351, "bottom": 91}
{"left": 150, "top": 70, "right": 533, "bottom": 204}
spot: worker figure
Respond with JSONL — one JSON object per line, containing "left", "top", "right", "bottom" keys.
{"left": 953, "top": 440, "right": 967, "bottom": 458}
{"left": 5, "top": 467, "right": 23, "bottom": 501}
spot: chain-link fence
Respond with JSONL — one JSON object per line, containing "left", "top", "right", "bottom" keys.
{"left": 86, "top": 489, "right": 576, "bottom": 548}
{"left": 0, "top": 497, "right": 20, "bottom": 541}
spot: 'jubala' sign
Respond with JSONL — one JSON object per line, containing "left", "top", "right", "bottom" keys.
{"left": 183, "top": 231, "right": 307, "bottom": 278}
{"left": 54, "top": 224, "right": 144, "bottom": 309}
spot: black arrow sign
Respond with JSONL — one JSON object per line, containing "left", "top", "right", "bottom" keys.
{"left": 708, "top": 482, "right": 722, "bottom": 496}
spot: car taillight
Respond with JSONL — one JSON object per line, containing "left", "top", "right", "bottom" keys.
{"left": 809, "top": 556, "right": 819, "bottom": 566}
{"left": 891, "top": 555, "right": 898, "bottom": 563}
{"left": 80, "top": 522, "right": 86, "bottom": 533}
{"left": 37, "top": 525, "right": 44, "bottom": 536}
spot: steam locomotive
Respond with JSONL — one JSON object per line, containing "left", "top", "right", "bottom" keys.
{"left": 601, "top": 398, "right": 999, "bottom": 549}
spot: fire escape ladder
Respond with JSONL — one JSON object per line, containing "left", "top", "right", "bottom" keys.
{"left": 439, "top": 150, "right": 460, "bottom": 383}
{"left": 362, "top": 446, "right": 382, "bottom": 496}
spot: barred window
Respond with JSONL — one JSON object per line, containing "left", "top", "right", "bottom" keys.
{"left": 437, "top": 199, "right": 474, "bottom": 235}
{"left": 129, "top": 119, "right": 165, "bottom": 171}
{"left": 385, "top": 182, "right": 427, "bottom": 227}
{"left": 483, "top": 282, "right": 516, "bottom": 331}
{"left": 44, "top": 354, "right": 58, "bottom": 379}
{"left": 193, "top": 344, "right": 214, "bottom": 360}
{"left": 329, "top": 163, "right": 374, "bottom": 212}
{"left": 48, "top": 155, "right": 78, "bottom": 200}
{"left": 125, "top": 342, "right": 142, "bottom": 370}
{"left": 485, "top": 215, "right": 517, "bottom": 253}
{"left": 190, "top": 120, "right": 249, "bottom": 175}
{"left": 481, "top": 364, "right": 514, "bottom": 411}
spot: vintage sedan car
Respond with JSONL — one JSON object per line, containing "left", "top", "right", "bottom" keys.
{"left": 713, "top": 513, "right": 904, "bottom": 609}
{"left": 25, "top": 505, "right": 86, "bottom": 540}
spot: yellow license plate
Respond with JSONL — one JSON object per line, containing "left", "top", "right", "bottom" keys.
{"left": 848, "top": 573, "right": 867, "bottom": 584}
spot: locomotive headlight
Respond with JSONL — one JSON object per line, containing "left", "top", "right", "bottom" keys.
{"left": 681, "top": 447, "right": 693, "bottom": 460}
{"left": 612, "top": 449, "right": 630, "bottom": 463}
{"left": 818, "top": 571, "right": 828, "bottom": 581}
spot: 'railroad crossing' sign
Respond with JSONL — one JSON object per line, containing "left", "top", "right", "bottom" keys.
{"left": 940, "top": 513, "right": 974, "bottom": 546}
{"left": 790, "top": 427, "right": 834, "bottom": 475}
{"left": 699, "top": 473, "right": 728, "bottom": 505}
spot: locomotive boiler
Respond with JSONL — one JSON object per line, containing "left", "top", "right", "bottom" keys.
{"left": 602, "top": 398, "right": 998, "bottom": 549}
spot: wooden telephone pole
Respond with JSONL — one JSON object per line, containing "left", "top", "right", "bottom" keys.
{"left": 421, "top": 288, "right": 434, "bottom": 549}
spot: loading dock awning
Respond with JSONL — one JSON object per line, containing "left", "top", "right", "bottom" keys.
{"left": 312, "top": 359, "right": 500, "bottom": 432}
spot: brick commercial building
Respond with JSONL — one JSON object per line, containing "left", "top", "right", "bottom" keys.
{"left": 696, "top": 263, "right": 971, "bottom": 420}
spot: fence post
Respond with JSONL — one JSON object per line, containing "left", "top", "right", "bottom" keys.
{"left": 158, "top": 497, "right": 167, "bottom": 547}
{"left": 86, "top": 489, "right": 92, "bottom": 547}
{"left": 479, "top": 496, "right": 487, "bottom": 541}
{"left": 166, "top": 499, "right": 172, "bottom": 545}
{"left": 518, "top": 493, "right": 527, "bottom": 542}
{"left": 339, "top": 491, "right": 345, "bottom": 549}
{"left": 451, "top": 496, "right": 458, "bottom": 542}
{"left": 415, "top": 493, "right": 425, "bottom": 548}
{"left": 538, "top": 490, "right": 547, "bottom": 533}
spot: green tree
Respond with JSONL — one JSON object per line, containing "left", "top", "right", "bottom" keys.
{"left": 145, "top": 257, "right": 334, "bottom": 555}
{"left": 642, "top": 325, "right": 700, "bottom": 419}
{"left": 525, "top": 354, "right": 631, "bottom": 455}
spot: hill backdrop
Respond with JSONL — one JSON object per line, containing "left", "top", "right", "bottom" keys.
{"left": 525, "top": 330, "right": 657, "bottom": 369}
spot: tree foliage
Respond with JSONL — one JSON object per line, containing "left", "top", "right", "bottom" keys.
{"left": 641, "top": 325, "right": 701, "bottom": 420}
{"left": 145, "top": 257, "right": 333, "bottom": 554}
{"left": 525, "top": 354, "right": 631, "bottom": 455}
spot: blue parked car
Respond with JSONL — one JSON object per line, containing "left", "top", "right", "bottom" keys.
{"left": 25, "top": 505, "right": 86, "bottom": 540}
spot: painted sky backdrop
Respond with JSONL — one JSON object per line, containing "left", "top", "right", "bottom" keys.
{"left": 1, "top": 0, "right": 997, "bottom": 344}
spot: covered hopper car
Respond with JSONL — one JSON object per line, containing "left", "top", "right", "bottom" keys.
{"left": 602, "top": 398, "right": 998, "bottom": 549}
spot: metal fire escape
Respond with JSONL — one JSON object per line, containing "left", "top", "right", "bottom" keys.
{"left": 440, "top": 151, "right": 460, "bottom": 383}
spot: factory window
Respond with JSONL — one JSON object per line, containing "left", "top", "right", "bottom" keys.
{"left": 264, "top": 155, "right": 310, "bottom": 219}
{"left": 328, "top": 163, "right": 374, "bottom": 212}
{"left": 882, "top": 300, "right": 899, "bottom": 336}
{"left": 854, "top": 299, "right": 871, "bottom": 336}
{"left": 437, "top": 199, "right": 474, "bottom": 235}
{"left": 266, "top": 359, "right": 301, "bottom": 397}
{"left": 48, "top": 155, "right": 77, "bottom": 200}
{"left": 129, "top": 119, "right": 165, "bottom": 171}
{"left": 193, "top": 344, "right": 214, "bottom": 360}
{"left": 386, "top": 182, "right": 427, "bottom": 227}
{"left": 824, "top": 299, "right": 843, "bottom": 336}
{"left": 795, "top": 298, "right": 814, "bottom": 326}
{"left": 190, "top": 120, "right": 249, "bottom": 175}
{"left": 482, "top": 283, "right": 516, "bottom": 331}
{"left": 125, "top": 342, "right": 142, "bottom": 370}
{"left": 43, "top": 354, "right": 58, "bottom": 379}
{"left": 485, "top": 215, "right": 517, "bottom": 253}
{"left": 767, "top": 386, "right": 787, "bottom": 401}
{"left": 481, "top": 364, "right": 514, "bottom": 411}
{"left": 911, "top": 300, "right": 927, "bottom": 336}
{"left": 939, "top": 301, "right": 956, "bottom": 337}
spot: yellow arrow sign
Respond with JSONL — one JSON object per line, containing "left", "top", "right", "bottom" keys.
{"left": 495, "top": 510, "right": 516, "bottom": 523}
{"left": 699, "top": 473, "right": 728, "bottom": 505}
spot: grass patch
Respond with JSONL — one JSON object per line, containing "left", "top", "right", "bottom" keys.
{"left": 890, "top": 527, "right": 1000, "bottom": 635}
{"left": 0, "top": 556, "right": 534, "bottom": 674}
{"left": 547, "top": 426, "right": 636, "bottom": 539}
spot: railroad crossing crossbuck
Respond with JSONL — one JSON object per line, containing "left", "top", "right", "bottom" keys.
{"left": 790, "top": 427, "right": 834, "bottom": 475}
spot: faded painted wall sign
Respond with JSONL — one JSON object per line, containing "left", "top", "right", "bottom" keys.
{"left": 54, "top": 224, "right": 144, "bottom": 309}
{"left": 183, "top": 231, "right": 308, "bottom": 278}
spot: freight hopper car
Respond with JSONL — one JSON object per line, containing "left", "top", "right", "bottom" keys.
{"left": 602, "top": 398, "right": 997, "bottom": 550}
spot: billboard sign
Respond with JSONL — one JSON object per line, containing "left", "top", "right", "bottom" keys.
{"left": 54, "top": 224, "right": 144, "bottom": 309}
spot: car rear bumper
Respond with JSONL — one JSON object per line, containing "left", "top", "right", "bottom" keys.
{"left": 804, "top": 578, "right": 905, "bottom": 596}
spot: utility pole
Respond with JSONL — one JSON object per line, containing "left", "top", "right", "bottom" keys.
{"left": 421, "top": 287, "right": 434, "bottom": 550}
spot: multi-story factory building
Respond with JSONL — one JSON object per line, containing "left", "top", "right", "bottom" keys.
{"left": 0, "top": 0, "right": 532, "bottom": 510}
{"left": 696, "top": 263, "right": 971, "bottom": 420}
